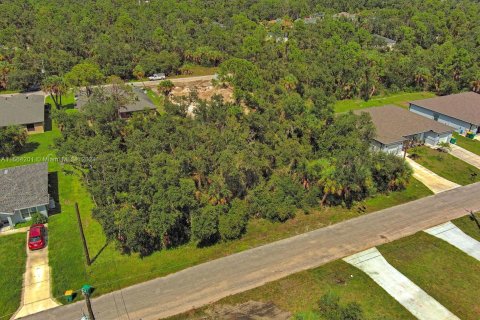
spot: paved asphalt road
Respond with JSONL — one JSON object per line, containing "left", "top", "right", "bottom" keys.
{"left": 22, "top": 182, "right": 480, "bottom": 320}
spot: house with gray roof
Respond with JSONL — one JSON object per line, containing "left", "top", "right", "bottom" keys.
{"left": 0, "top": 163, "right": 51, "bottom": 227}
{"left": 409, "top": 92, "right": 480, "bottom": 136}
{"left": 0, "top": 93, "right": 45, "bottom": 133}
{"left": 355, "top": 105, "right": 454, "bottom": 156}
{"left": 75, "top": 86, "right": 157, "bottom": 118}
{"left": 373, "top": 34, "right": 396, "bottom": 50}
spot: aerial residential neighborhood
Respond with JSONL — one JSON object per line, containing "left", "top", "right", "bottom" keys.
{"left": 0, "top": 1, "right": 480, "bottom": 320}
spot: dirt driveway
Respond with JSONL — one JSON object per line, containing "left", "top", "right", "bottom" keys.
{"left": 449, "top": 144, "right": 480, "bottom": 170}
{"left": 405, "top": 157, "right": 460, "bottom": 194}
{"left": 14, "top": 230, "right": 58, "bottom": 319}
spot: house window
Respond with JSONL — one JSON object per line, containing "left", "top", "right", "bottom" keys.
{"left": 26, "top": 123, "right": 35, "bottom": 131}
{"left": 20, "top": 208, "right": 31, "bottom": 220}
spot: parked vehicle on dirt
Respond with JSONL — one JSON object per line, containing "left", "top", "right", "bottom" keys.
{"left": 148, "top": 73, "right": 166, "bottom": 81}
{"left": 28, "top": 224, "right": 46, "bottom": 250}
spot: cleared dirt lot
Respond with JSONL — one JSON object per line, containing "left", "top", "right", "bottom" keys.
{"left": 149, "top": 77, "right": 234, "bottom": 103}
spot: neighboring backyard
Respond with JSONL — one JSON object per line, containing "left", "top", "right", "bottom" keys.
{"left": 334, "top": 91, "right": 435, "bottom": 113}
{"left": 410, "top": 146, "right": 480, "bottom": 185}
{"left": 379, "top": 232, "right": 480, "bottom": 320}
{"left": 453, "top": 132, "right": 480, "bottom": 156}
{"left": 0, "top": 234, "right": 27, "bottom": 319}
{"left": 0, "top": 118, "right": 435, "bottom": 304}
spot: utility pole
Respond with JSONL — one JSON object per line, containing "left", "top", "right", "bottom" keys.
{"left": 75, "top": 202, "right": 91, "bottom": 266}
{"left": 82, "top": 285, "right": 95, "bottom": 320}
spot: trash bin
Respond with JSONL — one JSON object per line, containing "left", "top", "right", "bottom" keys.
{"left": 467, "top": 132, "right": 475, "bottom": 139}
{"left": 64, "top": 290, "right": 74, "bottom": 302}
{"left": 450, "top": 137, "right": 457, "bottom": 144}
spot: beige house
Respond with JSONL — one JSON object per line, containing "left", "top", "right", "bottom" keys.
{"left": 0, "top": 93, "right": 45, "bottom": 134}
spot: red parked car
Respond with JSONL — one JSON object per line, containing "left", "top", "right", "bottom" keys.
{"left": 28, "top": 224, "right": 46, "bottom": 250}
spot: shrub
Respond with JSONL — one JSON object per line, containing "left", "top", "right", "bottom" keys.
{"left": 31, "top": 213, "right": 48, "bottom": 225}
{"left": 219, "top": 199, "right": 248, "bottom": 240}
{"left": 191, "top": 205, "right": 224, "bottom": 244}
{"left": 318, "top": 292, "right": 364, "bottom": 320}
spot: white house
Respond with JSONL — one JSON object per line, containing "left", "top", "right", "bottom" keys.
{"left": 0, "top": 163, "right": 51, "bottom": 227}
{"left": 355, "top": 105, "right": 455, "bottom": 156}
{"left": 409, "top": 92, "right": 480, "bottom": 136}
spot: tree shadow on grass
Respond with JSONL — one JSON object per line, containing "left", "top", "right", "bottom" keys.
{"left": 16, "top": 142, "right": 40, "bottom": 155}
{"left": 91, "top": 241, "right": 109, "bottom": 264}
{"left": 48, "top": 171, "right": 62, "bottom": 215}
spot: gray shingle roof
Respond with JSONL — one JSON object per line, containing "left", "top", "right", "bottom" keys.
{"left": 0, "top": 93, "right": 45, "bottom": 127}
{"left": 0, "top": 163, "right": 49, "bottom": 214}
{"left": 410, "top": 92, "right": 480, "bottom": 125}
{"left": 355, "top": 105, "right": 454, "bottom": 145}
{"left": 75, "top": 87, "right": 156, "bottom": 113}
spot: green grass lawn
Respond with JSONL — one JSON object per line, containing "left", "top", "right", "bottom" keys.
{"left": 0, "top": 118, "right": 433, "bottom": 304}
{"left": 0, "top": 234, "right": 27, "bottom": 319}
{"left": 453, "top": 132, "right": 480, "bottom": 156}
{"left": 452, "top": 215, "right": 480, "bottom": 242}
{"left": 167, "top": 260, "right": 414, "bottom": 320}
{"left": 44, "top": 91, "right": 76, "bottom": 110}
{"left": 334, "top": 91, "right": 435, "bottom": 113}
{"left": 379, "top": 232, "right": 480, "bottom": 320}
{"left": 409, "top": 146, "right": 480, "bottom": 185}
{"left": 169, "top": 65, "right": 218, "bottom": 79}
{"left": 145, "top": 88, "right": 165, "bottom": 113}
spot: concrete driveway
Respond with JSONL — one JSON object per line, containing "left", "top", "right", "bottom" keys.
{"left": 405, "top": 157, "right": 460, "bottom": 194}
{"left": 449, "top": 144, "right": 480, "bottom": 170}
{"left": 344, "top": 248, "right": 459, "bottom": 320}
{"left": 425, "top": 221, "right": 480, "bottom": 261}
{"left": 14, "top": 230, "right": 59, "bottom": 319}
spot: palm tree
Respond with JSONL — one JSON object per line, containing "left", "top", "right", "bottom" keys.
{"left": 42, "top": 75, "right": 68, "bottom": 109}
{"left": 157, "top": 80, "right": 175, "bottom": 97}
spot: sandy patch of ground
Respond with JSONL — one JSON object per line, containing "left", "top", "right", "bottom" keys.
{"left": 152, "top": 79, "right": 234, "bottom": 103}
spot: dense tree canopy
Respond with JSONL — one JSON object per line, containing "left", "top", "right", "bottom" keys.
{"left": 1, "top": 0, "right": 479, "bottom": 97}
{"left": 54, "top": 77, "right": 411, "bottom": 255}
{"left": 0, "top": 126, "right": 27, "bottom": 158}
{"left": 7, "top": 0, "right": 474, "bottom": 255}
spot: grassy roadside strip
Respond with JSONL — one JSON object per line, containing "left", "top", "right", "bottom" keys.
{"left": 379, "top": 232, "right": 480, "bottom": 320}
{"left": 334, "top": 91, "right": 435, "bottom": 113}
{"left": 0, "top": 234, "right": 27, "bottom": 319}
{"left": 452, "top": 215, "right": 480, "bottom": 242}
{"left": 453, "top": 132, "right": 480, "bottom": 156}
{"left": 410, "top": 146, "right": 480, "bottom": 185}
{"left": 167, "top": 259, "right": 414, "bottom": 320}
